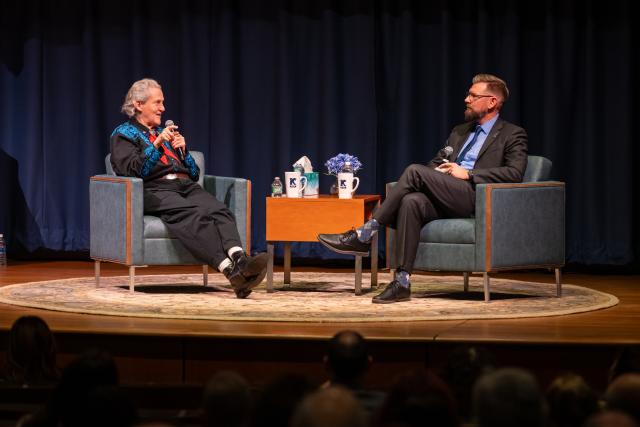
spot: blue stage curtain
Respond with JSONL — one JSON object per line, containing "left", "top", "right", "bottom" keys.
{"left": 0, "top": 0, "right": 637, "bottom": 268}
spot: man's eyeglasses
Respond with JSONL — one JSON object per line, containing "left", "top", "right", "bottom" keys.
{"left": 466, "top": 92, "right": 495, "bottom": 101}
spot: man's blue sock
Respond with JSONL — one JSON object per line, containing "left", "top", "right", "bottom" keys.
{"left": 395, "top": 269, "right": 411, "bottom": 288}
{"left": 355, "top": 219, "right": 379, "bottom": 243}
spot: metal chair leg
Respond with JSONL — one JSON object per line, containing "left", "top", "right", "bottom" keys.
{"left": 483, "top": 272, "right": 491, "bottom": 302}
{"left": 355, "top": 255, "right": 362, "bottom": 295}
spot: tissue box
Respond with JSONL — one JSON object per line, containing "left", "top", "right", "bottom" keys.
{"left": 303, "top": 172, "right": 319, "bottom": 198}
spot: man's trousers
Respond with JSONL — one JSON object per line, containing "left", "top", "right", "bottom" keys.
{"left": 143, "top": 179, "right": 243, "bottom": 267}
{"left": 373, "top": 164, "right": 475, "bottom": 274}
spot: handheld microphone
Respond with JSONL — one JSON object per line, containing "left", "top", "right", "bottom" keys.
{"left": 164, "top": 119, "right": 184, "bottom": 159}
{"left": 434, "top": 146, "right": 453, "bottom": 164}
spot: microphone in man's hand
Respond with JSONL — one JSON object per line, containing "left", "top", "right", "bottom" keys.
{"left": 434, "top": 146, "right": 454, "bottom": 164}
{"left": 164, "top": 120, "right": 184, "bottom": 159}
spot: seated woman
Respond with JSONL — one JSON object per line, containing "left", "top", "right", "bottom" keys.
{"left": 110, "top": 78, "right": 268, "bottom": 298}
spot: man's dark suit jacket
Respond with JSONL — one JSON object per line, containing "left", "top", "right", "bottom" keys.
{"left": 428, "top": 117, "right": 528, "bottom": 185}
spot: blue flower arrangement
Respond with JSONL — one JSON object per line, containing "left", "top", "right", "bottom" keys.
{"left": 325, "top": 153, "right": 363, "bottom": 176}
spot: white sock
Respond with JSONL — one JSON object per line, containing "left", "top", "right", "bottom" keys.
{"left": 218, "top": 258, "right": 233, "bottom": 273}
{"left": 227, "top": 246, "right": 244, "bottom": 259}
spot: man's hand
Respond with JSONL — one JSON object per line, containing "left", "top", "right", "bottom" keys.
{"left": 435, "top": 162, "right": 471, "bottom": 180}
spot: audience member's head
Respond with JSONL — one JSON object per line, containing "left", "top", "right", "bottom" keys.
{"left": 54, "top": 349, "right": 122, "bottom": 427}
{"left": 473, "top": 367, "right": 546, "bottom": 427}
{"left": 324, "top": 330, "right": 371, "bottom": 388}
{"left": 252, "top": 373, "right": 314, "bottom": 427}
{"left": 546, "top": 372, "right": 599, "bottom": 427}
{"left": 82, "top": 385, "right": 138, "bottom": 427}
{"left": 291, "top": 386, "right": 368, "bottom": 427}
{"left": 584, "top": 410, "right": 639, "bottom": 427}
{"left": 375, "top": 369, "right": 458, "bottom": 427}
{"left": 4, "top": 315, "right": 59, "bottom": 385}
{"left": 202, "top": 370, "right": 251, "bottom": 427}
{"left": 604, "top": 373, "right": 640, "bottom": 422}
{"left": 442, "top": 345, "right": 495, "bottom": 421}
{"left": 609, "top": 346, "right": 640, "bottom": 383}
{"left": 21, "top": 348, "right": 125, "bottom": 427}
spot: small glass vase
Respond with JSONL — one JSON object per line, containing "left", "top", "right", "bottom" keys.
{"left": 330, "top": 178, "right": 339, "bottom": 195}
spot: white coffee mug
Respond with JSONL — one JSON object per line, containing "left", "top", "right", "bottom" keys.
{"left": 337, "top": 172, "right": 360, "bottom": 199}
{"left": 285, "top": 171, "right": 307, "bottom": 198}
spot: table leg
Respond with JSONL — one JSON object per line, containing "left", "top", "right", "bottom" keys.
{"left": 371, "top": 233, "right": 378, "bottom": 289}
{"left": 267, "top": 242, "right": 274, "bottom": 293}
{"left": 355, "top": 255, "right": 362, "bottom": 295}
{"left": 284, "top": 242, "right": 291, "bottom": 285}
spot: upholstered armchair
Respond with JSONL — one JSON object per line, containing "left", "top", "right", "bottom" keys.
{"left": 90, "top": 151, "right": 251, "bottom": 292}
{"left": 386, "top": 156, "right": 564, "bottom": 301}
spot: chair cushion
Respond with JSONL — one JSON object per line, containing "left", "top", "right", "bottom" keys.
{"left": 143, "top": 215, "right": 172, "bottom": 238}
{"left": 420, "top": 219, "right": 475, "bottom": 244}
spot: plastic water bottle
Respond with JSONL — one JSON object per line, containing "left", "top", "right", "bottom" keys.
{"left": 342, "top": 161, "right": 354, "bottom": 174}
{"left": 0, "top": 234, "right": 6, "bottom": 267}
{"left": 271, "top": 177, "right": 283, "bottom": 197}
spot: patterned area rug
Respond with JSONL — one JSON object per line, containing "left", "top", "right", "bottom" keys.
{"left": 0, "top": 272, "right": 618, "bottom": 322}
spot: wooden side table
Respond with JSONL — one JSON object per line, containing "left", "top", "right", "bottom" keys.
{"left": 265, "top": 195, "right": 381, "bottom": 295}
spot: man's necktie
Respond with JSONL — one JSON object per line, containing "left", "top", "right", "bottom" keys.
{"left": 456, "top": 125, "right": 483, "bottom": 164}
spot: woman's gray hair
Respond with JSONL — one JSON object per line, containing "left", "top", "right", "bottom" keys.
{"left": 121, "top": 78, "right": 161, "bottom": 118}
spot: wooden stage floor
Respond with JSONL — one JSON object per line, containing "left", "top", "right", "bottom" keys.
{"left": 1, "top": 261, "right": 638, "bottom": 390}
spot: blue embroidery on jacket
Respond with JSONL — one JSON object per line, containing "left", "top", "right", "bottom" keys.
{"left": 184, "top": 153, "right": 199, "bottom": 179}
{"left": 142, "top": 146, "right": 161, "bottom": 178}
{"left": 111, "top": 122, "right": 149, "bottom": 143}
{"left": 112, "top": 122, "right": 161, "bottom": 179}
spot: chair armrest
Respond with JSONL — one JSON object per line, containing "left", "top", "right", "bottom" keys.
{"left": 203, "top": 175, "right": 252, "bottom": 253}
{"left": 89, "top": 175, "right": 144, "bottom": 265}
{"left": 475, "top": 181, "right": 565, "bottom": 271}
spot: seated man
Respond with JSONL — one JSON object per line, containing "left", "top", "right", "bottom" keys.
{"left": 110, "top": 78, "right": 267, "bottom": 298}
{"left": 319, "top": 74, "right": 528, "bottom": 304}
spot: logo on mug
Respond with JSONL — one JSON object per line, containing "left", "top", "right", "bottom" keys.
{"left": 339, "top": 179, "right": 347, "bottom": 189}
{"left": 289, "top": 178, "right": 297, "bottom": 187}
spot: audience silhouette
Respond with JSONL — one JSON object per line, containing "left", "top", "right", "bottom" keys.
{"left": 441, "top": 344, "right": 495, "bottom": 423}
{"left": 546, "top": 372, "right": 599, "bottom": 427}
{"left": 251, "top": 373, "right": 313, "bottom": 427}
{"left": 291, "top": 386, "right": 368, "bottom": 427}
{"left": 473, "top": 367, "right": 546, "bottom": 427}
{"left": 322, "top": 330, "right": 386, "bottom": 413}
{"left": 7, "top": 326, "right": 640, "bottom": 427}
{"left": 375, "top": 368, "right": 458, "bottom": 427}
{"left": 202, "top": 370, "right": 252, "bottom": 427}
{"left": 603, "top": 373, "right": 640, "bottom": 423}
{"left": 21, "top": 348, "right": 136, "bottom": 427}
{"left": 2, "top": 315, "right": 59, "bottom": 386}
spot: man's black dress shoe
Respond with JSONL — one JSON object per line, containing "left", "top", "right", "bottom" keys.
{"left": 317, "top": 229, "right": 370, "bottom": 256}
{"left": 224, "top": 252, "right": 269, "bottom": 298}
{"left": 372, "top": 280, "right": 411, "bottom": 304}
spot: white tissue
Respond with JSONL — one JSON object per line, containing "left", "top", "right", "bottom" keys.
{"left": 293, "top": 156, "right": 313, "bottom": 173}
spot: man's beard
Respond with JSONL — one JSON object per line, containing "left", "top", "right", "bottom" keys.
{"left": 464, "top": 106, "right": 484, "bottom": 122}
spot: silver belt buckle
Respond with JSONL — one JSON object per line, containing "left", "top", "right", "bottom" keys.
{"left": 165, "top": 173, "right": 178, "bottom": 180}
